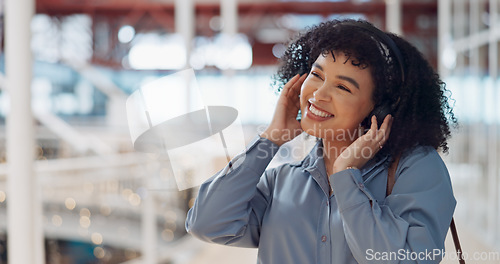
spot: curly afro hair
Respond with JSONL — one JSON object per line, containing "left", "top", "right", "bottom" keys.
{"left": 273, "top": 19, "right": 457, "bottom": 160}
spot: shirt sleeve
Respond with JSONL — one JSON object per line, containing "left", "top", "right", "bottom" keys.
{"left": 185, "top": 136, "right": 279, "bottom": 247}
{"left": 330, "top": 146, "right": 456, "bottom": 264}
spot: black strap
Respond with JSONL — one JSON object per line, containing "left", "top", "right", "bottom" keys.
{"left": 386, "top": 158, "right": 465, "bottom": 263}
{"left": 450, "top": 218, "right": 466, "bottom": 264}
{"left": 386, "top": 156, "right": 399, "bottom": 196}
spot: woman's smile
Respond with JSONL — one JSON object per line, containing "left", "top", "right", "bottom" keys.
{"left": 307, "top": 100, "right": 334, "bottom": 120}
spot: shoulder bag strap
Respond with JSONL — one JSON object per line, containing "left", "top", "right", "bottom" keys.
{"left": 386, "top": 156, "right": 465, "bottom": 264}
{"left": 386, "top": 156, "right": 400, "bottom": 196}
{"left": 450, "top": 218, "right": 466, "bottom": 264}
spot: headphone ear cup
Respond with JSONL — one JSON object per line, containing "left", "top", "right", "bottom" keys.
{"left": 373, "top": 104, "right": 391, "bottom": 126}
{"left": 363, "top": 104, "right": 391, "bottom": 128}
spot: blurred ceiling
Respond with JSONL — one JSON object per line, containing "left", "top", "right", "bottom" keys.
{"left": 32, "top": 0, "right": 438, "bottom": 68}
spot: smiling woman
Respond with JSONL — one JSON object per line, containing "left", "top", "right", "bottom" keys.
{"left": 299, "top": 52, "right": 375, "bottom": 146}
{"left": 186, "top": 19, "right": 457, "bottom": 264}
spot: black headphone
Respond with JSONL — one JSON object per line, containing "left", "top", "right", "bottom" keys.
{"left": 340, "top": 21, "right": 405, "bottom": 127}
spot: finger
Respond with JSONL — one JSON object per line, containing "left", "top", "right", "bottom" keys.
{"left": 379, "top": 114, "right": 392, "bottom": 132}
{"left": 377, "top": 115, "right": 393, "bottom": 144}
{"left": 370, "top": 115, "right": 378, "bottom": 131}
{"left": 282, "top": 74, "right": 301, "bottom": 96}
{"left": 289, "top": 82, "right": 303, "bottom": 108}
{"left": 287, "top": 99, "right": 300, "bottom": 114}
{"left": 384, "top": 116, "right": 393, "bottom": 142}
{"left": 289, "top": 74, "right": 307, "bottom": 97}
{"left": 367, "top": 115, "right": 378, "bottom": 140}
{"left": 286, "top": 90, "right": 302, "bottom": 115}
{"left": 376, "top": 127, "right": 386, "bottom": 142}
{"left": 288, "top": 84, "right": 301, "bottom": 100}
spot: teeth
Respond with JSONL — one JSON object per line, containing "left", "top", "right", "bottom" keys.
{"left": 309, "top": 104, "right": 333, "bottom": 118}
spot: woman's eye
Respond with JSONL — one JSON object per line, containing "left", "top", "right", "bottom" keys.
{"left": 338, "top": 85, "right": 351, "bottom": 93}
{"left": 311, "top": 72, "right": 323, "bottom": 80}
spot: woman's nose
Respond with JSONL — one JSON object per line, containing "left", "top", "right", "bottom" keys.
{"left": 312, "top": 86, "right": 330, "bottom": 102}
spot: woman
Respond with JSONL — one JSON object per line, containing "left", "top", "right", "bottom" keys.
{"left": 186, "top": 19, "right": 457, "bottom": 263}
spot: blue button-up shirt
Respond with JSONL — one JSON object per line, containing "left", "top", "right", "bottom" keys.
{"left": 186, "top": 136, "right": 456, "bottom": 263}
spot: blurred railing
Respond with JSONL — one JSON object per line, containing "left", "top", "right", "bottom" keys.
{"left": 0, "top": 151, "right": 192, "bottom": 259}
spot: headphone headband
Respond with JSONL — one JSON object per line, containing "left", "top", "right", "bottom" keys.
{"left": 340, "top": 21, "right": 405, "bottom": 84}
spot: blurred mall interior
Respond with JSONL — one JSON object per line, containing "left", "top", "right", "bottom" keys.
{"left": 0, "top": 0, "right": 499, "bottom": 263}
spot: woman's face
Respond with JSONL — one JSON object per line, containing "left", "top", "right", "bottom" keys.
{"left": 300, "top": 51, "right": 375, "bottom": 141}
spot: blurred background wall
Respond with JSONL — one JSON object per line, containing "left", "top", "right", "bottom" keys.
{"left": 0, "top": 0, "right": 498, "bottom": 263}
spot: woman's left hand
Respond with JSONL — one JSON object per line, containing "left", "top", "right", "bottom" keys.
{"left": 332, "top": 115, "right": 393, "bottom": 173}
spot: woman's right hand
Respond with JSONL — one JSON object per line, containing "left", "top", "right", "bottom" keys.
{"left": 260, "top": 73, "right": 307, "bottom": 146}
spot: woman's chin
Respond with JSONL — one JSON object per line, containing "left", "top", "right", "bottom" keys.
{"left": 301, "top": 120, "right": 360, "bottom": 141}
{"left": 300, "top": 120, "right": 331, "bottom": 139}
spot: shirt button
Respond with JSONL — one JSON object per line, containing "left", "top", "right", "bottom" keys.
{"left": 321, "top": 235, "right": 327, "bottom": 242}
{"left": 358, "top": 182, "right": 364, "bottom": 189}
